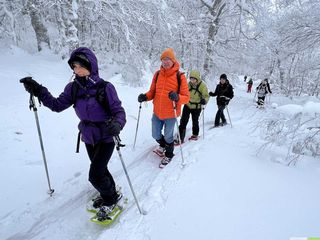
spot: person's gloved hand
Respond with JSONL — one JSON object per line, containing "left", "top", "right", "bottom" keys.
{"left": 138, "top": 93, "right": 147, "bottom": 103}
{"left": 20, "top": 77, "right": 43, "bottom": 97}
{"left": 209, "top": 91, "right": 215, "bottom": 97}
{"left": 106, "top": 120, "right": 122, "bottom": 136}
{"left": 200, "top": 99, "right": 206, "bottom": 105}
{"left": 168, "top": 91, "right": 179, "bottom": 102}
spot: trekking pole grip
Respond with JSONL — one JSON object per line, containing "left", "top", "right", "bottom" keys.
{"left": 29, "top": 94, "right": 37, "bottom": 111}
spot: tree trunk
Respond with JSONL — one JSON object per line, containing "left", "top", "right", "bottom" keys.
{"left": 61, "top": 1, "right": 79, "bottom": 55}
{"left": 201, "top": 0, "right": 226, "bottom": 79}
{"left": 26, "top": 1, "right": 50, "bottom": 51}
{"left": 275, "top": 49, "right": 285, "bottom": 90}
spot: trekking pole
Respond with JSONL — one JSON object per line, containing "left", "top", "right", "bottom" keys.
{"left": 225, "top": 105, "right": 233, "bottom": 128}
{"left": 133, "top": 103, "right": 142, "bottom": 150}
{"left": 172, "top": 102, "right": 185, "bottom": 167}
{"left": 268, "top": 94, "right": 272, "bottom": 104}
{"left": 28, "top": 94, "right": 55, "bottom": 196}
{"left": 113, "top": 136, "right": 146, "bottom": 215}
{"left": 253, "top": 90, "right": 257, "bottom": 103}
{"left": 201, "top": 105, "right": 206, "bottom": 139}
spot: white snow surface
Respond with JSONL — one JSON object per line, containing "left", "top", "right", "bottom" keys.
{"left": 1, "top": 47, "right": 320, "bottom": 240}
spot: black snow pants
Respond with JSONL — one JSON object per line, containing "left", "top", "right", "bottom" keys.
{"left": 179, "top": 105, "right": 202, "bottom": 142}
{"left": 214, "top": 104, "right": 226, "bottom": 126}
{"left": 85, "top": 141, "right": 118, "bottom": 205}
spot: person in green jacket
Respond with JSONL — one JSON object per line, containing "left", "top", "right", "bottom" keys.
{"left": 176, "top": 70, "right": 209, "bottom": 143}
{"left": 247, "top": 78, "right": 253, "bottom": 93}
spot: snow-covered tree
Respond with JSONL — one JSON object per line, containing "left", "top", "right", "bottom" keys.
{"left": 0, "top": 0, "right": 319, "bottom": 93}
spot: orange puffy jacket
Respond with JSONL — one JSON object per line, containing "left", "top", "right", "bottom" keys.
{"left": 145, "top": 62, "right": 190, "bottom": 119}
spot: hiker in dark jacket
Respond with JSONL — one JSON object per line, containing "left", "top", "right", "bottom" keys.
{"left": 209, "top": 74, "right": 234, "bottom": 127}
{"left": 20, "top": 47, "right": 126, "bottom": 211}
{"left": 256, "top": 78, "right": 272, "bottom": 106}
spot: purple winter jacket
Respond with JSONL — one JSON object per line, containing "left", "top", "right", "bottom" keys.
{"left": 38, "top": 47, "right": 126, "bottom": 144}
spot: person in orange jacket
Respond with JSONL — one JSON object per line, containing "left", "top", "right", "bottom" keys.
{"left": 138, "top": 48, "right": 190, "bottom": 168}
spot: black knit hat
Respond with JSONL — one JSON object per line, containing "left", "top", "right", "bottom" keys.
{"left": 220, "top": 74, "right": 227, "bottom": 80}
{"left": 68, "top": 53, "right": 91, "bottom": 72}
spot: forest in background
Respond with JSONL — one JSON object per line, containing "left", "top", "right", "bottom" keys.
{"left": 0, "top": 0, "right": 319, "bottom": 96}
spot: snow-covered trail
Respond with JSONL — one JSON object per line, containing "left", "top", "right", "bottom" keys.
{"left": 1, "top": 50, "right": 319, "bottom": 240}
{"left": 140, "top": 88, "right": 320, "bottom": 240}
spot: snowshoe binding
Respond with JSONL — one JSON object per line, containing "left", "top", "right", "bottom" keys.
{"left": 159, "top": 156, "right": 173, "bottom": 168}
{"left": 188, "top": 135, "right": 199, "bottom": 141}
{"left": 90, "top": 194, "right": 127, "bottom": 225}
{"left": 153, "top": 146, "right": 165, "bottom": 157}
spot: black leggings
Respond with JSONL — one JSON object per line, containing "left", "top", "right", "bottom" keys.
{"left": 85, "top": 141, "right": 118, "bottom": 205}
{"left": 215, "top": 105, "right": 226, "bottom": 126}
{"left": 179, "top": 105, "right": 202, "bottom": 142}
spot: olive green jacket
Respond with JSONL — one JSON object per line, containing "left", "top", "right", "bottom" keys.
{"left": 186, "top": 81, "right": 209, "bottom": 109}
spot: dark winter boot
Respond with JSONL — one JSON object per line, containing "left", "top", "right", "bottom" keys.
{"left": 156, "top": 135, "right": 166, "bottom": 148}
{"left": 92, "top": 196, "right": 105, "bottom": 209}
{"left": 93, "top": 193, "right": 123, "bottom": 209}
{"left": 95, "top": 194, "right": 123, "bottom": 221}
{"left": 154, "top": 135, "right": 166, "bottom": 157}
{"left": 164, "top": 142, "right": 174, "bottom": 159}
{"left": 159, "top": 141, "right": 174, "bottom": 168}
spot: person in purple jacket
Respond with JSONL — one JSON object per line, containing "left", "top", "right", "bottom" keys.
{"left": 20, "top": 47, "right": 126, "bottom": 212}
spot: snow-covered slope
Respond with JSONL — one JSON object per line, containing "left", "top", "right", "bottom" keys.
{"left": 1, "top": 48, "right": 319, "bottom": 240}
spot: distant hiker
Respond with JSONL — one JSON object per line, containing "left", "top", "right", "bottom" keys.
{"left": 244, "top": 75, "right": 247, "bottom": 82}
{"left": 247, "top": 78, "right": 253, "bottom": 93}
{"left": 20, "top": 47, "right": 126, "bottom": 212}
{"left": 176, "top": 70, "right": 209, "bottom": 144}
{"left": 256, "top": 78, "right": 272, "bottom": 107}
{"left": 209, "top": 74, "right": 234, "bottom": 127}
{"left": 137, "top": 48, "right": 189, "bottom": 167}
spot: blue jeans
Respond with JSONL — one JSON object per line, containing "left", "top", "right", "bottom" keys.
{"left": 152, "top": 114, "right": 176, "bottom": 158}
{"left": 152, "top": 114, "right": 176, "bottom": 144}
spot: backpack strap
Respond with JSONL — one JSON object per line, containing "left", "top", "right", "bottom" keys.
{"left": 154, "top": 70, "right": 160, "bottom": 83}
{"left": 95, "top": 80, "right": 111, "bottom": 116}
{"left": 76, "top": 131, "right": 81, "bottom": 153}
{"left": 176, "top": 71, "right": 182, "bottom": 94}
{"left": 154, "top": 70, "right": 183, "bottom": 94}
{"left": 71, "top": 80, "right": 111, "bottom": 115}
{"left": 71, "top": 81, "right": 80, "bottom": 104}
{"left": 189, "top": 81, "right": 203, "bottom": 98}
{"left": 72, "top": 79, "right": 111, "bottom": 153}
{"left": 189, "top": 82, "right": 203, "bottom": 109}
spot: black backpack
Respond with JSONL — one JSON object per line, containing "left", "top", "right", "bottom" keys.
{"left": 71, "top": 79, "right": 111, "bottom": 153}
{"left": 71, "top": 79, "right": 111, "bottom": 115}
